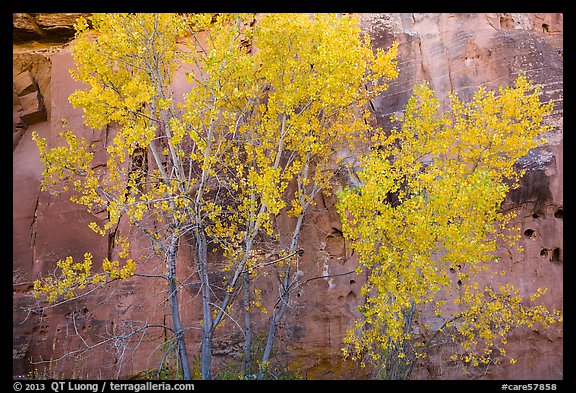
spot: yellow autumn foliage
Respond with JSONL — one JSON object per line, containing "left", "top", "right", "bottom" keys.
{"left": 337, "top": 74, "right": 562, "bottom": 377}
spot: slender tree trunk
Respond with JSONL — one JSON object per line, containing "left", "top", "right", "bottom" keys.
{"left": 167, "top": 234, "right": 192, "bottom": 380}
{"left": 399, "top": 301, "right": 417, "bottom": 380}
{"left": 258, "top": 212, "right": 305, "bottom": 379}
{"left": 196, "top": 229, "right": 213, "bottom": 380}
{"left": 257, "top": 266, "right": 291, "bottom": 379}
{"left": 243, "top": 270, "right": 252, "bottom": 375}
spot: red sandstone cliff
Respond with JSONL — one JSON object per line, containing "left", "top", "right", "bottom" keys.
{"left": 13, "top": 13, "right": 562, "bottom": 380}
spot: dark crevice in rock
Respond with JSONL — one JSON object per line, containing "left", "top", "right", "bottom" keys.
{"left": 29, "top": 193, "right": 40, "bottom": 253}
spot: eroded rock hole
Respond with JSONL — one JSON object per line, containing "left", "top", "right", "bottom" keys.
{"left": 552, "top": 248, "right": 560, "bottom": 263}
{"left": 524, "top": 229, "right": 535, "bottom": 238}
{"left": 346, "top": 291, "right": 356, "bottom": 301}
{"left": 554, "top": 208, "right": 563, "bottom": 219}
{"left": 532, "top": 212, "right": 541, "bottom": 219}
{"left": 325, "top": 229, "right": 345, "bottom": 256}
{"left": 542, "top": 23, "right": 550, "bottom": 33}
{"left": 540, "top": 249, "right": 548, "bottom": 257}
{"left": 500, "top": 15, "right": 515, "bottom": 29}
{"left": 349, "top": 279, "right": 356, "bottom": 285}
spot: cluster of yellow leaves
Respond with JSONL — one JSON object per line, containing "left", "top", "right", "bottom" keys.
{"left": 247, "top": 288, "right": 267, "bottom": 314}
{"left": 337, "top": 74, "right": 559, "bottom": 375}
{"left": 448, "top": 283, "right": 562, "bottom": 368}
{"left": 32, "top": 248, "right": 136, "bottom": 304}
{"left": 102, "top": 257, "right": 136, "bottom": 280}
{"left": 69, "top": 13, "right": 187, "bottom": 130}
{"left": 33, "top": 253, "right": 101, "bottom": 303}
{"left": 31, "top": 125, "right": 104, "bottom": 214}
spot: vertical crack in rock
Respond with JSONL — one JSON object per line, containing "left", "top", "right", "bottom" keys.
{"left": 29, "top": 193, "right": 40, "bottom": 264}
{"left": 415, "top": 30, "right": 430, "bottom": 84}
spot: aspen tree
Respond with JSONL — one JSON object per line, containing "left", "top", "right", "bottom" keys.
{"left": 336, "top": 75, "right": 562, "bottom": 378}
{"left": 33, "top": 13, "right": 197, "bottom": 379}
{"left": 32, "top": 12, "right": 398, "bottom": 379}
{"left": 244, "top": 13, "right": 398, "bottom": 378}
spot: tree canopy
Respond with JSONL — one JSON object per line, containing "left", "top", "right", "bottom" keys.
{"left": 336, "top": 75, "right": 562, "bottom": 378}
{"left": 31, "top": 13, "right": 399, "bottom": 379}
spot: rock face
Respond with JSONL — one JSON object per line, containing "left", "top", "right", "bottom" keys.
{"left": 13, "top": 13, "right": 87, "bottom": 44}
{"left": 13, "top": 13, "right": 562, "bottom": 380}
